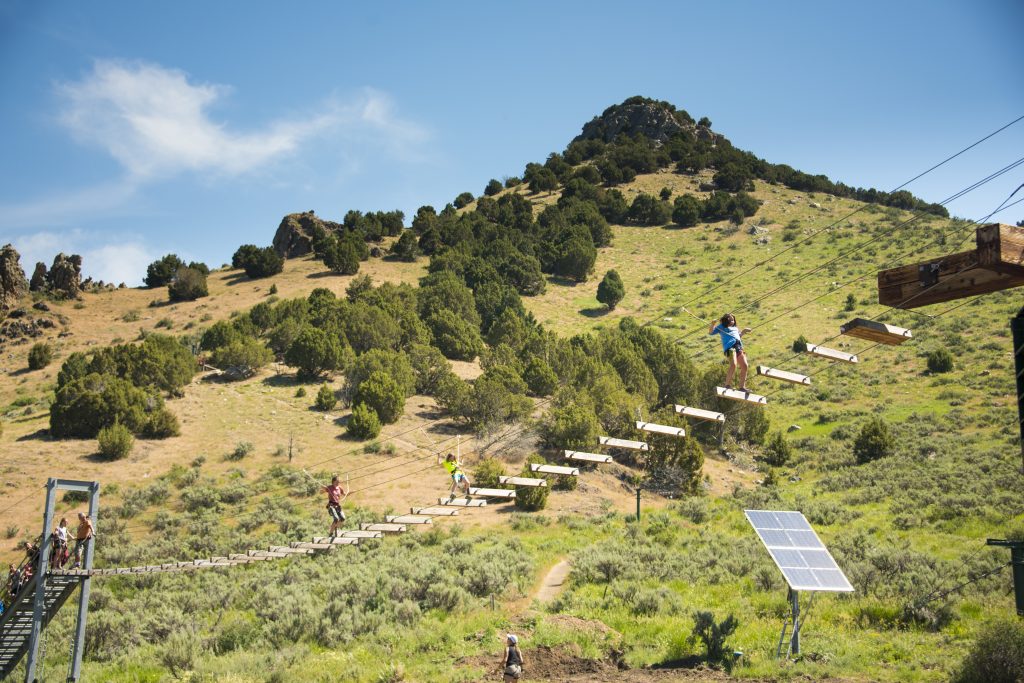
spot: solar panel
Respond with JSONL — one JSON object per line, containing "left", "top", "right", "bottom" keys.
{"left": 744, "top": 509, "right": 854, "bottom": 592}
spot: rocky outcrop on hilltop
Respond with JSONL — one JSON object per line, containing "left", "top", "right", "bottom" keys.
{"left": 29, "top": 262, "right": 47, "bottom": 291}
{"left": 0, "top": 244, "right": 29, "bottom": 313}
{"left": 46, "top": 253, "right": 82, "bottom": 299}
{"left": 573, "top": 96, "right": 714, "bottom": 145}
{"left": 272, "top": 210, "right": 344, "bottom": 258}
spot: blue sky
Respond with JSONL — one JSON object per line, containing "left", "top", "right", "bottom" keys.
{"left": 0, "top": 1, "right": 1021, "bottom": 285}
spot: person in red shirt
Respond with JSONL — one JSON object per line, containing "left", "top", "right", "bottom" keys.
{"left": 322, "top": 475, "right": 348, "bottom": 538}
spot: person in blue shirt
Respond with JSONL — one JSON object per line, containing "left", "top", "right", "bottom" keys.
{"left": 709, "top": 313, "right": 752, "bottom": 391}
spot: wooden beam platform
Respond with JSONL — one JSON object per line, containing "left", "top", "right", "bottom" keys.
{"left": 385, "top": 515, "right": 434, "bottom": 525}
{"left": 599, "top": 435, "right": 649, "bottom": 451}
{"left": 757, "top": 366, "right": 811, "bottom": 385}
{"left": 806, "top": 343, "right": 858, "bottom": 363}
{"left": 468, "top": 487, "right": 516, "bottom": 498}
{"left": 839, "top": 318, "right": 912, "bottom": 345}
{"left": 531, "top": 463, "right": 580, "bottom": 476}
{"left": 878, "top": 223, "right": 1024, "bottom": 309}
{"left": 438, "top": 497, "right": 489, "bottom": 506}
{"left": 675, "top": 405, "right": 725, "bottom": 422}
{"left": 716, "top": 386, "right": 768, "bottom": 405}
{"left": 564, "top": 450, "right": 613, "bottom": 464}
{"left": 360, "top": 523, "right": 406, "bottom": 533}
{"left": 412, "top": 506, "right": 460, "bottom": 516}
{"left": 339, "top": 530, "right": 385, "bottom": 539}
{"left": 635, "top": 420, "right": 685, "bottom": 438}
{"left": 499, "top": 476, "right": 547, "bottom": 488}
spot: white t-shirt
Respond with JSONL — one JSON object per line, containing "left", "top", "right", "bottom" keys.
{"left": 56, "top": 527, "right": 68, "bottom": 544}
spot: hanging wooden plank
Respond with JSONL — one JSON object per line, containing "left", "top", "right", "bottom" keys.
{"left": 412, "top": 506, "right": 460, "bottom": 516}
{"left": 675, "top": 405, "right": 725, "bottom": 422}
{"left": 385, "top": 515, "right": 434, "bottom": 524}
{"left": 290, "top": 541, "right": 333, "bottom": 551}
{"left": 499, "top": 476, "right": 547, "bottom": 488}
{"left": 268, "top": 546, "right": 313, "bottom": 555}
{"left": 599, "top": 436, "right": 649, "bottom": 451}
{"left": 531, "top": 463, "right": 580, "bottom": 476}
{"left": 468, "top": 487, "right": 516, "bottom": 498}
{"left": 564, "top": 450, "right": 613, "bottom": 464}
{"left": 806, "top": 344, "right": 858, "bottom": 363}
{"left": 878, "top": 224, "right": 1024, "bottom": 308}
{"left": 311, "top": 536, "right": 361, "bottom": 545}
{"left": 360, "top": 523, "right": 407, "bottom": 533}
{"left": 757, "top": 366, "right": 811, "bottom": 385}
{"left": 716, "top": 386, "right": 768, "bottom": 404}
{"left": 635, "top": 420, "right": 686, "bottom": 438}
{"left": 340, "top": 529, "right": 385, "bottom": 539}
{"left": 438, "top": 497, "right": 489, "bottom": 506}
{"left": 839, "top": 318, "right": 912, "bottom": 345}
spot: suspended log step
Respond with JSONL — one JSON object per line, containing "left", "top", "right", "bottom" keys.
{"left": 290, "top": 541, "right": 334, "bottom": 551}
{"left": 311, "top": 536, "right": 362, "bottom": 545}
{"left": 531, "top": 463, "right": 580, "bottom": 476}
{"left": 268, "top": 546, "right": 314, "bottom": 555}
{"left": 412, "top": 506, "right": 460, "bottom": 516}
{"left": 636, "top": 420, "right": 686, "bottom": 438}
{"left": 716, "top": 386, "right": 768, "bottom": 405}
{"left": 839, "top": 318, "right": 912, "bottom": 345}
{"left": 499, "top": 476, "right": 547, "bottom": 488}
{"left": 675, "top": 405, "right": 725, "bottom": 422}
{"left": 564, "top": 450, "right": 613, "bottom": 464}
{"left": 340, "top": 529, "right": 385, "bottom": 539}
{"left": 806, "top": 343, "right": 858, "bottom": 363}
{"left": 385, "top": 515, "right": 434, "bottom": 525}
{"left": 468, "top": 487, "right": 516, "bottom": 499}
{"left": 438, "top": 497, "right": 489, "bottom": 506}
{"left": 599, "top": 436, "right": 649, "bottom": 451}
{"left": 248, "top": 550, "right": 288, "bottom": 559}
{"left": 757, "top": 366, "right": 811, "bottom": 385}
{"left": 360, "top": 523, "right": 406, "bottom": 533}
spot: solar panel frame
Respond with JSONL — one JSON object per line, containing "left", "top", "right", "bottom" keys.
{"left": 745, "top": 509, "right": 854, "bottom": 593}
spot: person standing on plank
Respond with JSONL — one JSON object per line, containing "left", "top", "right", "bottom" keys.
{"left": 322, "top": 475, "right": 348, "bottom": 538}
{"left": 709, "top": 313, "right": 752, "bottom": 391}
{"left": 438, "top": 452, "right": 471, "bottom": 501}
{"left": 71, "top": 512, "right": 94, "bottom": 569}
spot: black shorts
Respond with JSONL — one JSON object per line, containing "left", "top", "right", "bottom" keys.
{"left": 327, "top": 504, "right": 345, "bottom": 522}
{"left": 724, "top": 343, "right": 744, "bottom": 357}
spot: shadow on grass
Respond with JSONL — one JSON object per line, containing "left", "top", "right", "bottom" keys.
{"left": 305, "top": 271, "right": 342, "bottom": 280}
{"left": 16, "top": 428, "right": 50, "bottom": 442}
{"left": 650, "top": 655, "right": 705, "bottom": 670}
{"left": 222, "top": 272, "right": 250, "bottom": 287}
{"left": 6, "top": 368, "right": 32, "bottom": 378}
{"left": 546, "top": 275, "right": 581, "bottom": 288}
{"left": 261, "top": 374, "right": 299, "bottom": 388}
{"left": 579, "top": 306, "right": 610, "bottom": 318}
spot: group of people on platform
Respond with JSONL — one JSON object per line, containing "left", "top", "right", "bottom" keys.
{"left": 2, "top": 513, "right": 92, "bottom": 613}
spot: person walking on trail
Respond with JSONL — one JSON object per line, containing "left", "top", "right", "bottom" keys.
{"left": 322, "top": 475, "right": 348, "bottom": 538}
{"left": 499, "top": 633, "right": 525, "bottom": 682}
{"left": 709, "top": 313, "right": 752, "bottom": 391}
{"left": 438, "top": 452, "right": 471, "bottom": 501}
{"left": 71, "top": 512, "right": 94, "bottom": 569}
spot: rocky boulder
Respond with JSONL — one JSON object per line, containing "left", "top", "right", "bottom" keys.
{"left": 29, "top": 262, "right": 47, "bottom": 291}
{"left": 46, "top": 253, "right": 82, "bottom": 299}
{"left": 0, "top": 244, "right": 28, "bottom": 313}
{"left": 272, "top": 211, "right": 343, "bottom": 258}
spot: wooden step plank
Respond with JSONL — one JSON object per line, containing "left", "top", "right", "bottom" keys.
{"left": 839, "top": 318, "right": 912, "bottom": 345}
{"left": 412, "top": 506, "right": 460, "bottom": 516}
{"left": 499, "top": 476, "right": 547, "bottom": 488}
{"left": 757, "top": 366, "right": 811, "bottom": 385}
{"left": 268, "top": 546, "right": 314, "bottom": 555}
{"left": 599, "top": 435, "right": 649, "bottom": 451}
{"left": 439, "top": 497, "right": 490, "bottom": 506}
{"left": 675, "top": 404, "right": 725, "bottom": 422}
{"left": 312, "top": 536, "right": 361, "bottom": 545}
{"left": 360, "top": 523, "right": 407, "bottom": 533}
{"left": 564, "top": 450, "right": 613, "bottom": 464}
{"left": 340, "top": 530, "right": 384, "bottom": 539}
{"left": 248, "top": 550, "right": 288, "bottom": 558}
{"left": 385, "top": 515, "right": 434, "bottom": 525}
{"left": 636, "top": 420, "right": 685, "bottom": 437}
{"left": 806, "top": 343, "right": 858, "bottom": 363}
{"left": 531, "top": 463, "right": 580, "bottom": 476}
{"left": 716, "top": 386, "right": 768, "bottom": 405}
{"left": 290, "top": 541, "right": 333, "bottom": 551}
{"left": 468, "top": 487, "right": 516, "bottom": 498}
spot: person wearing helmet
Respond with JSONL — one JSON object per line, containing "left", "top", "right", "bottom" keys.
{"left": 500, "top": 633, "right": 524, "bottom": 681}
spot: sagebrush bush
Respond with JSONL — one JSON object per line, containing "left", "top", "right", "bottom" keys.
{"left": 314, "top": 384, "right": 337, "bottom": 411}
{"left": 762, "top": 431, "right": 792, "bottom": 466}
{"left": 472, "top": 457, "right": 506, "bottom": 489}
{"left": 952, "top": 617, "right": 1024, "bottom": 683}
{"left": 226, "top": 442, "right": 254, "bottom": 461}
{"left": 348, "top": 403, "right": 382, "bottom": 439}
{"left": 927, "top": 348, "right": 954, "bottom": 373}
{"left": 28, "top": 342, "right": 53, "bottom": 370}
{"left": 854, "top": 416, "right": 895, "bottom": 464}
{"left": 97, "top": 422, "right": 134, "bottom": 460}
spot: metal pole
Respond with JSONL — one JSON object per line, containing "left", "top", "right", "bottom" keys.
{"left": 1011, "top": 307, "right": 1024, "bottom": 472}
{"left": 635, "top": 488, "right": 641, "bottom": 522}
{"left": 987, "top": 539, "right": 1024, "bottom": 615}
{"left": 790, "top": 590, "right": 800, "bottom": 656}
{"left": 25, "top": 478, "right": 57, "bottom": 683}
{"left": 68, "top": 482, "right": 99, "bottom": 682}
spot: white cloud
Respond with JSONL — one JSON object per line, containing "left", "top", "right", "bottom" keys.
{"left": 55, "top": 60, "right": 428, "bottom": 180}
{"left": 82, "top": 242, "right": 154, "bottom": 286}
{"left": 8, "top": 229, "right": 154, "bottom": 286}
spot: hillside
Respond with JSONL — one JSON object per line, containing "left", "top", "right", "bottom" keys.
{"left": 1, "top": 97, "right": 1023, "bottom": 682}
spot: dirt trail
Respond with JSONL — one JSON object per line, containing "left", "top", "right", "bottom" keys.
{"left": 533, "top": 559, "right": 571, "bottom": 603}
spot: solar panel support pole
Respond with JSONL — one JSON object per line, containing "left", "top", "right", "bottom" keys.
{"left": 986, "top": 539, "right": 1024, "bottom": 615}
{"left": 635, "top": 488, "right": 641, "bottom": 522}
{"left": 1011, "top": 307, "right": 1024, "bottom": 473}
{"left": 790, "top": 590, "right": 801, "bottom": 656}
